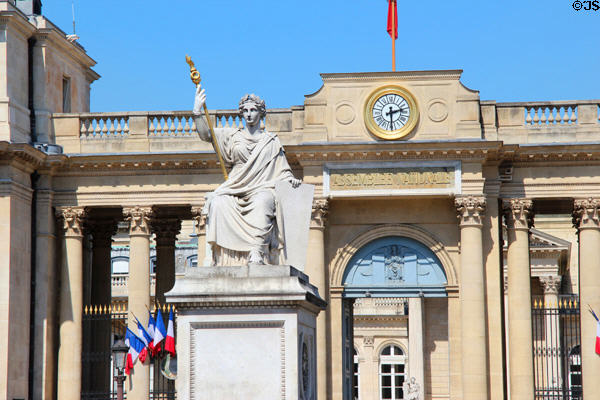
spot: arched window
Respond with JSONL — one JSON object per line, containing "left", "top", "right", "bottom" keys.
{"left": 187, "top": 255, "right": 198, "bottom": 268}
{"left": 380, "top": 345, "right": 406, "bottom": 400}
{"left": 353, "top": 348, "right": 360, "bottom": 400}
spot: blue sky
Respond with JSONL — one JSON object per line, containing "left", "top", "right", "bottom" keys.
{"left": 43, "top": 1, "right": 599, "bottom": 112}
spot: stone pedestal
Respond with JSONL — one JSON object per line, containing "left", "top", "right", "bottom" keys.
{"left": 166, "top": 265, "right": 326, "bottom": 400}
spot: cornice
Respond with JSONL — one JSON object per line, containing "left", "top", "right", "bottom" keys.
{"left": 0, "top": 10, "right": 36, "bottom": 37}
{"left": 320, "top": 70, "right": 464, "bottom": 82}
{"left": 0, "top": 142, "right": 48, "bottom": 169}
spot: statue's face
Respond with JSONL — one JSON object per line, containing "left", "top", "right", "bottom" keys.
{"left": 241, "top": 103, "right": 261, "bottom": 127}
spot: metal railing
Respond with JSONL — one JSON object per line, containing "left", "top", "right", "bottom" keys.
{"left": 532, "top": 296, "right": 581, "bottom": 400}
{"left": 81, "top": 304, "right": 176, "bottom": 400}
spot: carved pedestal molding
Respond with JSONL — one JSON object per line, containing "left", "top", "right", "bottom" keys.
{"left": 455, "top": 195, "right": 486, "bottom": 226}
{"left": 123, "top": 206, "right": 153, "bottom": 400}
{"left": 573, "top": 197, "right": 600, "bottom": 399}
{"left": 310, "top": 198, "right": 329, "bottom": 229}
{"left": 503, "top": 198, "right": 534, "bottom": 400}
{"left": 454, "top": 195, "right": 489, "bottom": 400}
{"left": 539, "top": 276, "right": 562, "bottom": 295}
{"left": 56, "top": 206, "right": 86, "bottom": 400}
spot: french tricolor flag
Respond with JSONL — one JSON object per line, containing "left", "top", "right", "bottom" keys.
{"left": 153, "top": 307, "right": 167, "bottom": 356}
{"left": 165, "top": 307, "right": 176, "bottom": 356}
{"left": 125, "top": 327, "right": 146, "bottom": 375}
{"left": 135, "top": 317, "right": 152, "bottom": 363}
{"left": 589, "top": 306, "right": 600, "bottom": 355}
{"left": 147, "top": 310, "right": 157, "bottom": 353}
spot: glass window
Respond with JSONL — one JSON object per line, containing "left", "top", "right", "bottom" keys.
{"left": 380, "top": 345, "right": 406, "bottom": 400}
{"left": 111, "top": 257, "right": 129, "bottom": 274}
{"left": 62, "top": 76, "right": 71, "bottom": 113}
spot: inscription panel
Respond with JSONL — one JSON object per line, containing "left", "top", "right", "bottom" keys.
{"left": 324, "top": 161, "right": 461, "bottom": 197}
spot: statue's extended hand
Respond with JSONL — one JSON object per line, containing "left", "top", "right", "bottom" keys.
{"left": 193, "top": 86, "right": 206, "bottom": 115}
{"left": 289, "top": 178, "right": 302, "bottom": 188}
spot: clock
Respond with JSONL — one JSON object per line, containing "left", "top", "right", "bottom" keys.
{"left": 364, "top": 85, "right": 419, "bottom": 140}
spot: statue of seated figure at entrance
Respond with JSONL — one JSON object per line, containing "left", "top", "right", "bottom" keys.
{"left": 193, "top": 86, "right": 305, "bottom": 266}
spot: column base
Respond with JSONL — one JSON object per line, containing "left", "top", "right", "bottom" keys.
{"left": 166, "top": 265, "right": 326, "bottom": 400}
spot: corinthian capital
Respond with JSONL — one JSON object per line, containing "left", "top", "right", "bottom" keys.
{"left": 56, "top": 206, "right": 86, "bottom": 237}
{"left": 191, "top": 202, "right": 208, "bottom": 234}
{"left": 503, "top": 198, "right": 533, "bottom": 230}
{"left": 455, "top": 195, "right": 486, "bottom": 226}
{"left": 311, "top": 198, "right": 329, "bottom": 229}
{"left": 123, "top": 206, "right": 152, "bottom": 235}
{"left": 573, "top": 198, "right": 600, "bottom": 230}
{"left": 539, "top": 276, "right": 562, "bottom": 295}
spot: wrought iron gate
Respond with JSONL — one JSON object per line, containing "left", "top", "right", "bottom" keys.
{"left": 81, "top": 304, "right": 176, "bottom": 400}
{"left": 532, "top": 296, "right": 581, "bottom": 400}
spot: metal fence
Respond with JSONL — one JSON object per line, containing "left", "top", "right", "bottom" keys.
{"left": 81, "top": 304, "right": 176, "bottom": 400}
{"left": 532, "top": 296, "right": 581, "bottom": 400}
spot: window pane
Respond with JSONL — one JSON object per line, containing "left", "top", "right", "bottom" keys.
{"left": 382, "top": 387, "right": 391, "bottom": 399}
{"left": 395, "top": 387, "right": 403, "bottom": 399}
{"left": 382, "top": 375, "right": 391, "bottom": 386}
{"left": 395, "top": 375, "right": 405, "bottom": 387}
{"left": 393, "top": 345, "right": 403, "bottom": 355}
{"left": 396, "top": 364, "right": 404, "bottom": 373}
{"left": 382, "top": 346, "right": 391, "bottom": 355}
{"left": 381, "top": 364, "right": 391, "bottom": 373}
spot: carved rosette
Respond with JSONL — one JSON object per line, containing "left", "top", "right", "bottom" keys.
{"left": 123, "top": 206, "right": 152, "bottom": 236}
{"left": 56, "top": 207, "right": 86, "bottom": 237}
{"left": 151, "top": 217, "right": 182, "bottom": 245}
{"left": 454, "top": 196, "right": 486, "bottom": 226}
{"left": 311, "top": 198, "right": 329, "bottom": 229}
{"left": 363, "top": 336, "right": 374, "bottom": 346}
{"left": 191, "top": 204, "right": 208, "bottom": 235}
{"left": 573, "top": 198, "right": 600, "bottom": 230}
{"left": 539, "top": 275, "right": 562, "bottom": 295}
{"left": 503, "top": 198, "right": 534, "bottom": 230}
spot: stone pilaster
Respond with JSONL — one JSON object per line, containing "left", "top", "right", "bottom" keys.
{"left": 455, "top": 195, "right": 489, "bottom": 400}
{"left": 573, "top": 198, "right": 600, "bottom": 399}
{"left": 408, "top": 297, "right": 425, "bottom": 400}
{"left": 307, "top": 198, "right": 329, "bottom": 400}
{"left": 192, "top": 203, "right": 209, "bottom": 267}
{"left": 151, "top": 217, "right": 181, "bottom": 304}
{"left": 503, "top": 198, "right": 534, "bottom": 400}
{"left": 56, "top": 206, "right": 86, "bottom": 400}
{"left": 123, "top": 206, "right": 152, "bottom": 400}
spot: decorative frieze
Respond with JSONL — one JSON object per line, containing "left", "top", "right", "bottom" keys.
{"left": 56, "top": 206, "right": 86, "bottom": 237}
{"left": 310, "top": 198, "right": 329, "bottom": 229}
{"left": 123, "top": 206, "right": 152, "bottom": 235}
{"left": 539, "top": 276, "right": 562, "bottom": 295}
{"left": 455, "top": 195, "right": 486, "bottom": 226}
{"left": 573, "top": 198, "right": 600, "bottom": 230}
{"left": 503, "top": 198, "right": 534, "bottom": 230}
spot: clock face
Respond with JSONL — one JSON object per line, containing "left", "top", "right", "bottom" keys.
{"left": 372, "top": 94, "right": 411, "bottom": 132}
{"left": 364, "top": 86, "right": 419, "bottom": 140}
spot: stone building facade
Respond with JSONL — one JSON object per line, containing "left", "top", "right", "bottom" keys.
{"left": 1, "top": 1, "right": 600, "bottom": 399}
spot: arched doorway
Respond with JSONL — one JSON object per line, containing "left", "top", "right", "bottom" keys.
{"left": 340, "top": 236, "right": 448, "bottom": 400}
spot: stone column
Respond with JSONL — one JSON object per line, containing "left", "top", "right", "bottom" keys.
{"left": 408, "top": 296, "right": 425, "bottom": 397}
{"left": 192, "top": 204, "right": 209, "bottom": 267}
{"left": 503, "top": 198, "right": 534, "bottom": 400}
{"left": 56, "top": 207, "right": 86, "bottom": 400}
{"left": 151, "top": 217, "right": 181, "bottom": 305}
{"left": 539, "top": 275, "right": 563, "bottom": 389}
{"left": 455, "top": 195, "right": 489, "bottom": 400}
{"left": 305, "top": 198, "right": 329, "bottom": 400}
{"left": 124, "top": 206, "right": 152, "bottom": 400}
{"left": 573, "top": 198, "right": 600, "bottom": 398}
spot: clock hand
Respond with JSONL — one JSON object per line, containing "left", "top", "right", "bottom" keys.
{"left": 385, "top": 107, "right": 401, "bottom": 117}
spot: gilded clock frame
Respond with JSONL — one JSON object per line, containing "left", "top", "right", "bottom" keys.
{"left": 364, "top": 85, "right": 419, "bottom": 140}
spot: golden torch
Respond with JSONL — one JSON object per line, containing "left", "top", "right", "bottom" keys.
{"left": 186, "top": 55, "right": 228, "bottom": 180}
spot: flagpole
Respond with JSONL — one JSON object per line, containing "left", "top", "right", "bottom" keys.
{"left": 392, "top": 0, "right": 396, "bottom": 71}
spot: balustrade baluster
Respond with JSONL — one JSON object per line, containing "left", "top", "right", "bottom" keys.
{"left": 526, "top": 108, "right": 533, "bottom": 125}
{"left": 533, "top": 108, "right": 540, "bottom": 124}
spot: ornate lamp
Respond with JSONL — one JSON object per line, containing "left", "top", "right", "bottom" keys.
{"left": 112, "top": 339, "right": 128, "bottom": 400}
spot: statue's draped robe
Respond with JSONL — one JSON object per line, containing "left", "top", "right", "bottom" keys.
{"left": 203, "top": 127, "right": 294, "bottom": 264}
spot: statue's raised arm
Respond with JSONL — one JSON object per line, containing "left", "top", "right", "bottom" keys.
{"left": 192, "top": 86, "right": 211, "bottom": 143}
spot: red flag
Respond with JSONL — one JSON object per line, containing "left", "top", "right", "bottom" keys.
{"left": 387, "top": 0, "right": 398, "bottom": 40}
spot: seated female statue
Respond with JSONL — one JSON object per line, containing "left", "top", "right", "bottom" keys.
{"left": 193, "top": 86, "right": 301, "bottom": 265}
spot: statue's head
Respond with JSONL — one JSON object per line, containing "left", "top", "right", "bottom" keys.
{"left": 238, "top": 94, "right": 267, "bottom": 120}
